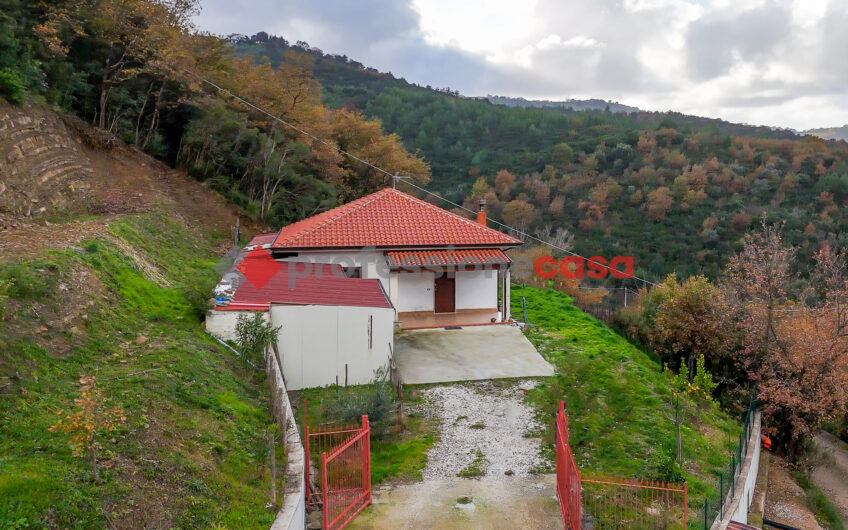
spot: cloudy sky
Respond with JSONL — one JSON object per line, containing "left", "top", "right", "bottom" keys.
{"left": 196, "top": 0, "right": 848, "bottom": 130}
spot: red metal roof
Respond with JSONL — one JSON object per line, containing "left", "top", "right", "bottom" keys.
{"left": 247, "top": 231, "right": 279, "bottom": 247}
{"left": 386, "top": 249, "right": 510, "bottom": 267}
{"left": 217, "top": 260, "right": 392, "bottom": 310}
{"left": 271, "top": 188, "right": 522, "bottom": 250}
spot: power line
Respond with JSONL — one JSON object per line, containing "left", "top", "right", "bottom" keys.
{"left": 188, "top": 70, "right": 661, "bottom": 287}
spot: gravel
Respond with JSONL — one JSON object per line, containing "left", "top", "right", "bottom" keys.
{"left": 416, "top": 380, "right": 545, "bottom": 480}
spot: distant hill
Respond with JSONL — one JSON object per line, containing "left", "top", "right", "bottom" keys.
{"left": 486, "top": 95, "right": 639, "bottom": 114}
{"left": 804, "top": 125, "right": 848, "bottom": 142}
{"left": 231, "top": 33, "right": 848, "bottom": 282}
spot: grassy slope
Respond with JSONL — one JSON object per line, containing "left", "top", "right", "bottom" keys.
{"left": 0, "top": 213, "right": 280, "bottom": 529}
{"left": 512, "top": 285, "right": 739, "bottom": 514}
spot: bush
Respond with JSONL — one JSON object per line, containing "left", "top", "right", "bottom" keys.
{"left": 0, "top": 279, "right": 10, "bottom": 320}
{"left": 0, "top": 68, "right": 26, "bottom": 104}
{"left": 323, "top": 366, "right": 395, "bottom": 435}
{"left": 234, "top": 312, "right": 279, "bottom": 367}
{"left": 0, "top": 263, "right": 56, "bottom": 300}
{"left": 650, "top": 444, "right": 684, "bottom": 483}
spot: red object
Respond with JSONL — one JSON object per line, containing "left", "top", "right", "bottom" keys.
{"left": 556, "top": 400, "right": 582, "bottom": 530}
{"left": 761, "top": 435, "right": 772, "bottom": 450}
{"left": 386, "top": 248, "right": 510, "bottom": 268}
{"left": 246, "top": 231, "right": 279, "bottom": 247}
{"left": 236, "top": 246, "right": 282, "bottom": 289}
{"left": 271, "top": 188, "right": 522, "bottom": 250}
{"left": 555, "top": 400, "right": 688, "bottom": 529}
{"left": 220, "top": 258, "right": 392, "bottom": 310}
{"left": 304, "top": 415, "right": 371, "bottom": 529}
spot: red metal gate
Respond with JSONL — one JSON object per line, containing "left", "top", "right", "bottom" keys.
{"left": 304, "top": 415, "right": 371, "bottom": 529}
{"left": 555, "top": 401, "right": 688, "bottom": 529}
{"left": 556, "top": 400, "right": 583, "bottom": 530}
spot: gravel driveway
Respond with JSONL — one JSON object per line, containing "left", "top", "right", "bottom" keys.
{"left": 351, "top": 379, "right": 562, "bottom": 529}
{"left": 418, "top": 380, "right": 546, "bottom": 479}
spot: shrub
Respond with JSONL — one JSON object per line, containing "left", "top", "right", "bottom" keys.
{"left": 323, "top": 366, "right": 395, "bottom": 435}
{"left": 0, "top": 279, "right": 10, "bottom": 320}
{"left": 234, "top": 312, "right": 279, "bottom": 367}
{"left": 0, "top": 68, "right": 26, "bottom": 104}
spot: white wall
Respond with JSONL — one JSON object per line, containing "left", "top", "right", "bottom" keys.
{"left": 394, "top": 271, "right": 435, "bottom": 312}
{"left": 270, "top": 304, "right": 394, "bottom": 390}
{"left": 205, "top": 309, "right": 264, "bottom": 341}
{"left": 456, "top": 269, "right": 498, "bottom": 310}
{"left": 710, "top": 411, "right": 762, "bottom": 529}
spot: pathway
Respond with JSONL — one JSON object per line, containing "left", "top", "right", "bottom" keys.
{"left": 351, "top": 380, "right": 562, "bottom": 529}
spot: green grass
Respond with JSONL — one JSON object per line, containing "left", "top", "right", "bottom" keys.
{"left": 0, "top": 213, "right": 280, "bottom": 529}
{"left": 793, "top": 472, "right": 846, "bottom": 530}
{"left": 511, "top": 285, "right": 740, "bottom": 523}
{"left": 457, "top": 449, "right": 487, "bottom": 478}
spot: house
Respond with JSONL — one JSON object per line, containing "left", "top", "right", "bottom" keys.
{"left": 267, "top": 187, "right": 522, "bottom": 329}
{"left": 207, "top": 256, "right": 394, "bottom": 390}
{"left": 206, "top": 187, "right": 523, "bottom": 389}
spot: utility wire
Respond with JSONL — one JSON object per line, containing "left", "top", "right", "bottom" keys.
{"left": 188, "top": 70, "right": 661, "bottom": 287}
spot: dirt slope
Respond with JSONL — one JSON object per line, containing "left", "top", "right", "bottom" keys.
{"left": 0, "top": 102, "right": 257, "bottom": 261}
{"left": 812, "top": 432, "right": 848, "bottom": 525}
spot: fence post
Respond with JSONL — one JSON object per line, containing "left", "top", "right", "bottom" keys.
{"left": 719, "top": 474, "right": 723, "bottom": 519}
{"left": 683, "top": 481, "right": 688, "bottom": 530}
{"left": 269, "top": 430, "right": 277, "bottom": 506}
{"left": 704, "top": 499, "right": 709, "bottom": 530}
{"left": 304, "top": 400, "right": 310, "bottom": 506}
{"left": 522, "top": 296, "right": 529, "bottom": 326}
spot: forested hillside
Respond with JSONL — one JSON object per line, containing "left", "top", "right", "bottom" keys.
{"left": 0, "top": 2, "right": 429, "bottom": 228}
{"left": 234, "top": 34, "right": 848, "bottom": 282}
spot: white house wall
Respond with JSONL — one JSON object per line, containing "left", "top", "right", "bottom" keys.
{"left": 455, "top": 269, "right": 498, "bottom": 310}
{"left": 206, "top": 309, "right": 265, "bottom": 341}
{"left": 269, "top": 304, "right": 394, "bottom": 390}
{"left": 394, "top": 271, "right": 435, "bottom": 312}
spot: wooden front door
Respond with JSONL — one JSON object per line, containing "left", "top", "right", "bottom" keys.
{"left": 434, "top": 276, "right": 455, "bottom": 313}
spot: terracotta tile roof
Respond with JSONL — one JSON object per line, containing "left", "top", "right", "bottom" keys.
{"left": 386, "top": 249, "right": 510, "bottom": 267}
{"left": 271, "top": 188, "right": 522, "bottom": 250}
{"left": 217, "top": 260, "right": 392, "bottom": 310}
{"left": 246, "top": 231, "right": 279, "bottom": 247}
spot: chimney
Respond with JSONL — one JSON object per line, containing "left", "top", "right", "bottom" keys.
{"left": 476, "top": 198, "right": 487, "bottom": 226}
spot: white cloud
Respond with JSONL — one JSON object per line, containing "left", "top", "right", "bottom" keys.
{"left": 195, "top": 0, "right": 848, "bottom": 129}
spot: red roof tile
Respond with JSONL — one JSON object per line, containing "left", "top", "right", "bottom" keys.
{"left": 218, "top": 260, "right": 392, "bottom": 310}
{"left": 386, "top": 249, "right": 510, "bottom": 267}
{"left": 271, "top": 188, "right": 521, "bottom": 250}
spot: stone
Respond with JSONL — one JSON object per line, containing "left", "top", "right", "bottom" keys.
{"left": 135, "top": 335, "right": 148, "bottom": 344}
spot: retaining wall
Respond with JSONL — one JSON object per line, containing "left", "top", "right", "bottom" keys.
{"left": 711, "top": 410, "right": 762, "bottom": 529}
{"left": 266, "top": 346, "right": 306, "bottom": 530}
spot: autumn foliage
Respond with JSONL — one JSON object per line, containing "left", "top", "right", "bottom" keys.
{"left": 50, "top": 375, "right": 126, "bottom": 481}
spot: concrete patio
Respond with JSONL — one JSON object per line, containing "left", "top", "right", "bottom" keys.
{"left": 393, "top": 325, "right": 554, "bottom": 384}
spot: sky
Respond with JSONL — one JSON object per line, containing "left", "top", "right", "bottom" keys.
{"left": 195, "top": 0, "right": 848, "bottom": 130}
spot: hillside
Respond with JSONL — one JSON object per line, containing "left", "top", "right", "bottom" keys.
{"left": 487, "top": 95, "right": 639, "bottom": 113}
{"left": 232, "top": 34, "right": 847, "bottom": 283}
{"left": 0, "top": 103, "right": 280, "bottom": 528}
{"left": 511, "top": 285, "right": 739, "bottom": 524}
{"left": 805, "top": 125, "right": 848, "bottom": 142}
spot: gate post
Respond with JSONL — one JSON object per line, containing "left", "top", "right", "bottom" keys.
{"left": 321, "top": 451, "right": 329, "bottom": 530}
{"left": 362, "top": 415, "right": 371, "bottom": 500}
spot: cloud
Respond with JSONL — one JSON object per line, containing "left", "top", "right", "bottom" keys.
{"left": 195, "top": 0, "right": 848, "bottom": 129}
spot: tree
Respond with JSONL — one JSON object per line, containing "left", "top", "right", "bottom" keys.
{"left": 551, "top": 142, "right": 573, "bottom": 170}
{"left": 50, "top": 375, "right": 125, "bottom": 482}
{"left": 725, "top": 224, "right": 848, "bottom": 455}
{"left": 646, "top": 186, "right": 673, "bottom": 221}
{"left": 649, "top": 274, "right": 728, "bottom": 375}
{"left": 501, "top": 199, "right": 536, "bottom": 232}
